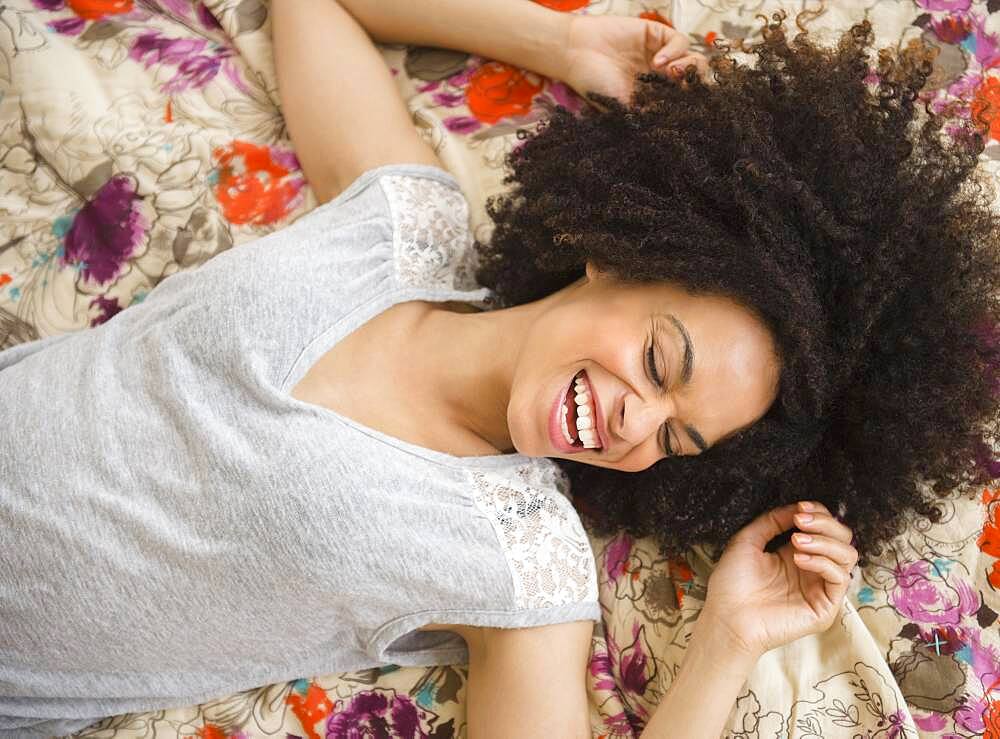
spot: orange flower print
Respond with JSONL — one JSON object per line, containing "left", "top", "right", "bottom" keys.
{"left": 67, "top": 0, "right": 132, "bottom": 19}
{"left": 212, "top": 140, "right": 305, "bottom": 226}
{"left": 534, "top": 0, "right": 589, "bottom": 10}
{"left": 638, "top": 9, "right": 672, "bottom": 27}
{"left": 287, "top": 679, "right": 335, "bottom": 739}
{"left": 978, "top": 488, "right": 1000, "bottom": 589}
{"left": 465, "top": 61, "right": 544, "bottom": 125}
{"left": 971, "top": 75, "right": 1000, "bottom": 142}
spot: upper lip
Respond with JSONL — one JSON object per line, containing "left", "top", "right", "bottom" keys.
{"left": 580, "top": 369, "right": 609, "bottom": 453}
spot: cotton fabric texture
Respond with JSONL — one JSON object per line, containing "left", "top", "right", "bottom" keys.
{"left": 0, "top": 163, "right": 600, "bottom": 738}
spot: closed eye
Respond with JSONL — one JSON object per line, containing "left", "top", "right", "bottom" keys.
{"left": 646, "top": 344, "right": 662, "bottom": 386}
{"left": 646, "top": 338, "right": 673, "bottom": 456}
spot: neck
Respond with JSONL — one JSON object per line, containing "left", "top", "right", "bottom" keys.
{"left": 414, "top": 296, "right": 550, "bottom": 455}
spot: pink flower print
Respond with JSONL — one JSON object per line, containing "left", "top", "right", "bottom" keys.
{"left": 889, "top": 558, "right": 980, "bottom": 625}
{"left": 589, "top": 641, "right": 617, "bottom": 692}
{"left": 546, "top": 79, "right": 584, "bottom": 113}
{"left": 61, "top": 175, "right": 148, "bottom": 285}
{"left": 605, "top": 532, "right": 634, "bottom": 583}
{"left": 618, "top": 621, "right": 658, "bottom": 698}
{"left": 917, "top": 0, "right": 972, "bottom": 11}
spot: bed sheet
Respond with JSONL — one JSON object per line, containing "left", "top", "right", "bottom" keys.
{"left": 2, "top": 0, "right": 999, "bottom": 736}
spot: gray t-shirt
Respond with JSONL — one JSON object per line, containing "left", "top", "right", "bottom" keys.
{"left": 0, "top": 163, "right": 600, "bottom": 738}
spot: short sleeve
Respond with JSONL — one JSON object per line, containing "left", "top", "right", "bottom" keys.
{"left": 468, "top": 463, "right": 600, "bottom": 613}
{"left": 377, "top": 170, "right": 483, "bottom": 292}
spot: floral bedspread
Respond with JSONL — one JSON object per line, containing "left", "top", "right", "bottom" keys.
{"left": 2, "top": 0, "right": 999, "bottom": 736}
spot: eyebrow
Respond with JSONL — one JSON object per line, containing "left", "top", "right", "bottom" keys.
{"left": 664, "top": 313, "right": 708, "bottom": 453}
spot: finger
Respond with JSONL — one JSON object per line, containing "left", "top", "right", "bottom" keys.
{"left": 649, "top": 28, "right": 689, "bottom": 67}
{"left": 731, "top": 503, "right": 801, "bottom": 550}
{"left": 792, "top": 532, "right": 859, "bottom": 569}
{"left": 793, "top": 551, "right": 852, "bottom": 592}
{"left": 795, "top": 503, "right": 853, "bottom": 545}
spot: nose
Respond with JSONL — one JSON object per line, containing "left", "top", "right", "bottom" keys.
{"left": 618, "top": 392, "right": 674, "bottom": 448}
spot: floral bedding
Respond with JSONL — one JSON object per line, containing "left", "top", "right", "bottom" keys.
{"left": 2, "top": 0, "right": 999, "bottom": 736}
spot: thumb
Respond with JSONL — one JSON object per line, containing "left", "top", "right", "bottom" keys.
{"left": 730, "top": 503, "right": 800, "bottom": 551}
{"left": 642, "top": 18, "right": 673, "bottom": 58}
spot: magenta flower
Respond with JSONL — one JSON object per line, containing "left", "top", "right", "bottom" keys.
{"left": 605, "top": 533, "right": 633, "bottom": 583}
{"left": 888, "top": 559, "right": 979, "bottom": 625}
{"left": 89, "top": 294, "right": 122, "bottom": 326}
{"left": 62, "top": 175, "right": 148, "bottom": 285}
{"left": 325, "top": 689, "right": 441, "bottom": 739}
{"left": 617, "top": 622, "right": 657, "bottom": 697}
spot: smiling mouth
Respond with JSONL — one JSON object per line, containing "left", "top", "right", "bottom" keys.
{"left": 560, "top": 370, "right": 602, "bottom": 450}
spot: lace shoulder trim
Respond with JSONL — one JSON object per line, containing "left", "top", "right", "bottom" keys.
{"left": 379, "top": 174, "right": 481, "bottom": 292}
{"left": 469, "top": 463, "right": 599, "bottom": 611}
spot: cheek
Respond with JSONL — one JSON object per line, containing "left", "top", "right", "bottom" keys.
{"left": 610, "top": 441, "right": 662, "bottom": 473}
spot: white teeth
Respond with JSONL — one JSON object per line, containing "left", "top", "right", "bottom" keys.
{"left": 573, "top": 372, "right": 601, "bottom": 448}
{"left": 559, "top": 404, "right": 574, "bottom": 444}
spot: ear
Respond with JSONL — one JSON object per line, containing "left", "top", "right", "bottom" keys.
{"left": 585, "top": 261, "right": 603, "bottom": 283}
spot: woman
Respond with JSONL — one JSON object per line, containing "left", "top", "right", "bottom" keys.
{"left": 1, "top": 0, "right": 996, "bottom": 736}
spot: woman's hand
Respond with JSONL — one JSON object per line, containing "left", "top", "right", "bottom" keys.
{"left": 561, "top": 14, "right": 710, "bottom": 105}
{"left": 698, "top": 500, "right": 860, "bottom": 659}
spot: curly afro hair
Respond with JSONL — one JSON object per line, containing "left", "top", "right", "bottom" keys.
{"left": 474, "top": 9, "right": 1000, "bottom": 568}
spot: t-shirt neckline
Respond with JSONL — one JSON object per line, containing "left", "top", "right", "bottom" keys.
{"left": 278, "top": 283, "right": 552, "bottom": 473}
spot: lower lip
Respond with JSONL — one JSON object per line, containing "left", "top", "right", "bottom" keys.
{"left": 548, "top": 374, "right": 585, "bottom": 454}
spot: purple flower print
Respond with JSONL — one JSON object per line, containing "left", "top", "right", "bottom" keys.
{"left": 89, "top": 294, "right": 122, "bottom": 326}
{"left": 326, "top": 689, "right": 433, "bottom": 739}
{"left": 31, "top": 0, "right": 65, "bottom": 9}
{"left": 49, "top": 17, "right": 86, "bottom": 35}
{"left": 129, "top": 30, "right": 232, "bottom": 93}
{"left": 443, "top": 116, "right": 481, "bottom": 134}
{"left": 62, "top": 175, "right": 148, "bottom": 285}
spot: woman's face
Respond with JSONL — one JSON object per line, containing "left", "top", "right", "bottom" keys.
{"left": 507, "top": 263, "right": 781, "bottom": 471}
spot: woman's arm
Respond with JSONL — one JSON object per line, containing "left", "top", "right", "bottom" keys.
{"left": 334, "top": 0, "right": 571, "bottom": 81}
{"left": 272, "top": 0, "right": 445, "bottom": 203}
{"left": 638, "top": 610, "right": 760, "bottom": 739}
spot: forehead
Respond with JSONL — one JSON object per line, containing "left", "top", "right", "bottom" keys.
{"left": 637, "top": 282, "right": 780, "bottom": 431}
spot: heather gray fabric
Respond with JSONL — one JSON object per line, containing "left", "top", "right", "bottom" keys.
{"left": 0, "top": 163, "right": 600, "bottom": 738}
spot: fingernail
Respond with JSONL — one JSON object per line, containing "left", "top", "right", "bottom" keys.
{"left": 797, "top": 513, "right": 813, "bottom": 523}
{"left": 800, "top": 501, "right": 814, "bottom": 511}
{"left": 795, "top": 534, "right": 812, "bottom": 543}
{"left": 794, "top": 553, "right": 811, "bottom": 561}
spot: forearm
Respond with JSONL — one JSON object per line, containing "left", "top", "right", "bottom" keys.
{"left": 335, "top": 0, "right": 570, "bottom": 81}
{"left": 639, "top": 616, "right": 759, "bottom": 739}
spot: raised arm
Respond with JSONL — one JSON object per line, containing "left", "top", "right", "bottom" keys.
{"left": 334, "top": 0, "right": 570, "bottom": 81}
{"left": 272, "top": 0, "right": 445, "bottom": 203}
{"left": 271, "top": 0, "right": 571, "bottom": 204}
